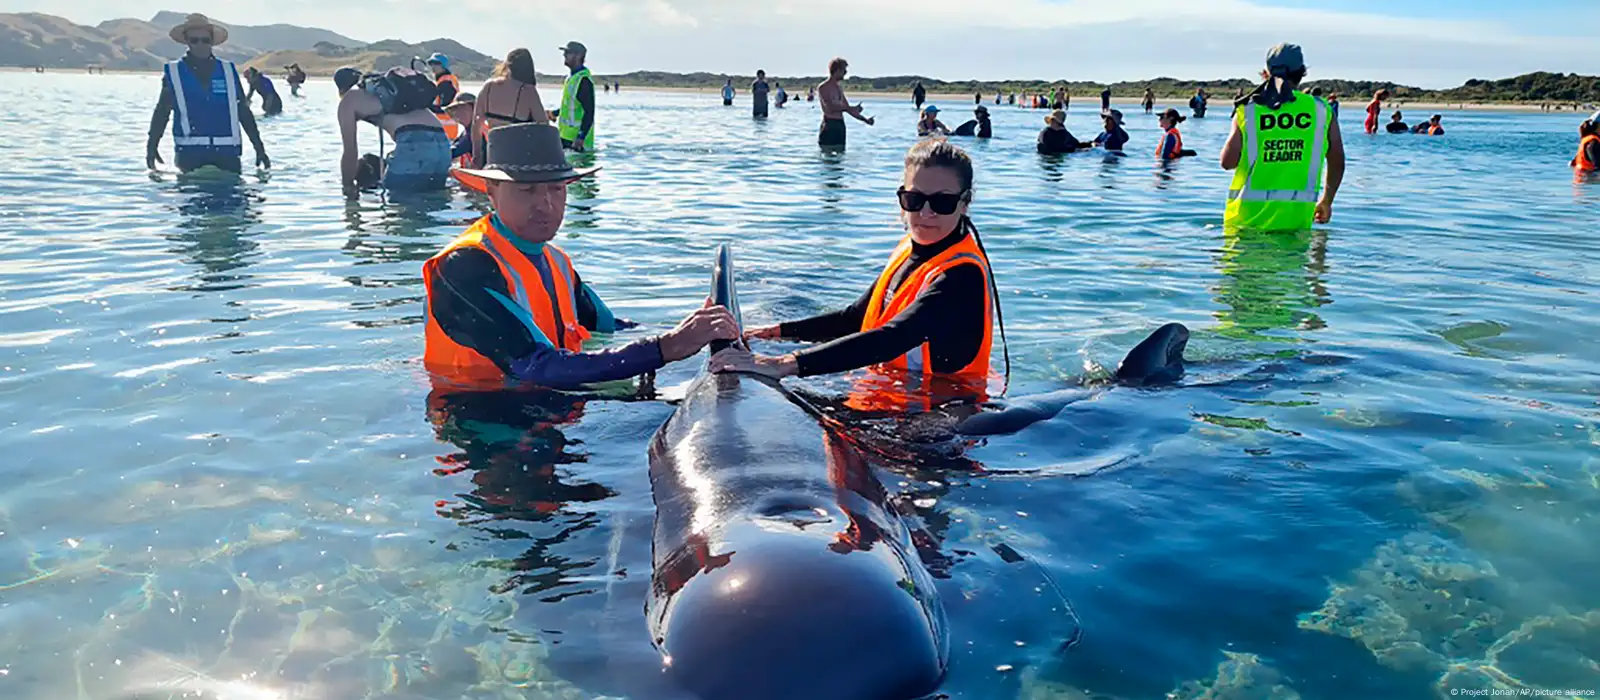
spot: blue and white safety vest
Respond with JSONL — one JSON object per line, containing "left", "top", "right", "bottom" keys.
{"left": 164, "top": 58, "right": 243, "bottom": 156}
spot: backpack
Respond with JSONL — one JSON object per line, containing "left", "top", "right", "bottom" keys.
{"left": 359, "top": 67, "right": 438, "bottom": 115}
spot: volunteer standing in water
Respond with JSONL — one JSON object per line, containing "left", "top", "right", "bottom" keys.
{"left": 426, "top": 53, "right": 460, "bottom": 109}
{"left": 710, "top": 140, "right": 998, "bottom": 396}
{"left": 1573, "top": 120, "right": 1600, "bottom": 173}
{"left": 817, "top": 57, "right": 875, "bottom": 148}
{"left": 145, "top": 14, "right": 270, "bottom": 173}
{"left": 335, "top": 66, "right": 452, "bottom": 195}
{"left": 243, "top": 68, "right": 283, "bottom": 116}
{"left": 472, "top": 49, "right": 549, "bottom": 169}
{"left": 551, "top": 42, "right": 596, "bottom": 152}
{"left": 1221, "top": 43, "right": 1346, "bottom": 230}
{"left": 752, "top": 70, "right": 771, "bottom": 119}
{"left": 1364, "top": 89, "right": 1390, "bottom": 135}
{"left": 425, "top": 123, "right": 738, "bottom": 390}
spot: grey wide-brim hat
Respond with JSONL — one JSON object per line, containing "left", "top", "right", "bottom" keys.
{"left": 455, "top": 123, "right": 600, "bottom": 183}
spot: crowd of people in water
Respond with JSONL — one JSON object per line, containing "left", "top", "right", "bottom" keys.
{"left": 138, "top": 13, "right": 1600, "bottom": 405}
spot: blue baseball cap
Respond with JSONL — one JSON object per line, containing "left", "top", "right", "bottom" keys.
{"left": 923, "top": 105, "right": 939, "bottom": 114}
{"left": 426, "top": 53, "right": 451, "bottom": 70}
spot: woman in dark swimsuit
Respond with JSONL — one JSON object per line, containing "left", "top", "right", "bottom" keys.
{"left": 471, "top": 48, "right": 549, "bottom": 169}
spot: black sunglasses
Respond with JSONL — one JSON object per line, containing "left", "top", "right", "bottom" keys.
{"left": 897, "top": 187, "right": 968, "bottom": 216}
{"left": 186, "top": 36, "right": 213, "bottom": 45}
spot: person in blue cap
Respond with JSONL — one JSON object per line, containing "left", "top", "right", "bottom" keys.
{"left": 916, "top": 105, "right": 950, "bottom": 137}
{"left": 426, "top": 53, "right": 460, "bottom": 108}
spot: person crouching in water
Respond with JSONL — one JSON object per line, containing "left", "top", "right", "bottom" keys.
{"left": 1037, "top": 109, "right": 1085, "bottom": 154}
{"left": 442, "top": 93, "right": 477, "bottom": 166}
{"left": 335, "top": 66, "right": 454, "bottom": 196}
{"left": 1221, "top": 43, "right": 1346, "bottom": 229}
{"left": 1573, "top": 120, "right": 1600, "bottom": 174}
{"left": 917, "top": 106, "right": 950, "bottom": 137}
{"left": 952, "top": 105, "right": 992, "bottom": 138}
{"left": 424, "top": 123, "right": 738, "bottom": 390}
{"left": 1156, "top": 108, "right": 1193, "bottom": 160}
{"left": 243, "top": 67, "right": 283, "bottom": 116}
{"left": 709, "top": 139, "right": 1001, "bottom": 410}
{"left": 1093, "top": 109, "right": 1130, "bottom": 152}
{"left": 1386, "top": 111, "right": 1409, "bottom": 133}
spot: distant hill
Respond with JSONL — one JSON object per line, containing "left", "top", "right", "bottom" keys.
{"left": 94, "top": 12, "right": 363, "bottom": 64}
{"left": 1433, "top": 72, "right": 1600, "bottom": 103}
{"left": 145, "top": 10, "right": 359, "bottom": 53}
{"left": 245, "top": 38, "right": 501, "bottom": 81}
{"left": 0, "top": 12, "right": 164, "bottom": 70}
{"left": 0, "top": 10, "right": 362, "bottom": 69}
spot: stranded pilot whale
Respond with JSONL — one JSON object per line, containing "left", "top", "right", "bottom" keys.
{"left": 646, "top": 245, "right": 948, "bottom": 700}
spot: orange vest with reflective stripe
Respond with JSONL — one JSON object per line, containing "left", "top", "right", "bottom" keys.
{"left": 436, "top": 112, "right": 462, "bottom": 141}
{"left": 422, "top": 217, "right": 592, "bottom": 385}
{"left": 1575, "top": 135, "right": 1599, "bottom": 172}
{"left": 1158, "top": 127, "right": 1183, "bottom": 158}
{"left": 860, "top": 232, "right": 993, "bottom": 380}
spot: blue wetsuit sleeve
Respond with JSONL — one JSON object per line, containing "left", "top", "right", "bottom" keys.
{"left": 451, "top": 131, "right": 473, "bottom": 160}
{"left": 1160, "top": 132, "right": 1177, "bottom": 157}
{"left": 506, "top": 339, "right": 665, "bottom": 389}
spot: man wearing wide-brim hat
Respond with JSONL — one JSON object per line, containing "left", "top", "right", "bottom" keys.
{"left": 421, "top": 123, "right": 737, "bottom": 391}
{"left": 146, "top": 13, "right": 270, "bottom": 174}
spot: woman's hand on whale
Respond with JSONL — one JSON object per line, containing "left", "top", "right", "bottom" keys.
{"left": 709, "top": 348, "right": 799, "bottom": 379}
{"left": 660, "top": 299, "right": 740, "bottom": 362}
{"left": 744, "top": 324, "right": 782, "bottom": 341}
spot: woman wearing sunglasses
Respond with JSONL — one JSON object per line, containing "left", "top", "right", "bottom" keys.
{"left": 710, "top": 140, "right": 999, "bottom": 395}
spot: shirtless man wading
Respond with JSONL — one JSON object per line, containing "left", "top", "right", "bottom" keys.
{"left": 817, "top": 57, "right": 874, "bottom": 148}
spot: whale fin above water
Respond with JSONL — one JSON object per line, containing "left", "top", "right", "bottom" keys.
{"left": 955, "top": 323, "right": 1190, "bottom": 437}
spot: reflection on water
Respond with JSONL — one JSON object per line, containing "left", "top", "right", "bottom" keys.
{"left": 1211, "top": 227, "right": 1330, "bottom": 342}
{"left": 163, "top": 177, "right": 263, "bottom": 292}
{"left": 428, "top": 388, "right": 617, "bottom": 603}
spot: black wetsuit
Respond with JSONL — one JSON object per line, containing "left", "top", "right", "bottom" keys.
{"left": 435, "top": 72, "right": 459, "bottom": 108}
{"left": 427, "top": 235, "right": 657, "bottom": 388}
{"left": 1386, "top": 121, "right": 1410, "bottom": 134}
{"left": 1037, "top": 127, "right": 1083, "bottom": 154}
{"left": 778, "top": 228, "right": 986, "bottom": 377}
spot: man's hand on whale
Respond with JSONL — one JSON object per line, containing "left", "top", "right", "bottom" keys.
{"left": 661, "top": 299, "right": 742, "bottom": 362}
{"left": 708, "top": 346, "right": 798, "bottom": 379}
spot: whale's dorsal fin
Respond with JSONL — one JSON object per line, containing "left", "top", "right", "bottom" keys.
{"left": 710, "top": 243, "right": 746, "bottom": 355}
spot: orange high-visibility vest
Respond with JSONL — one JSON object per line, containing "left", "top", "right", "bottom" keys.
{"left": 434, "top": 73, "right": 461, "bottom": 107}
{"left": 1157, "top": 127, "right": 1184, "bottom": 159}
{"left": 422, "top": 216, "right": 591, "bottom": 386}
{"left": 859, "top": 232, "right": 993, "bottom": 380}
{"left": 1575, "top": 135, "right": 1598, "bottom": 172}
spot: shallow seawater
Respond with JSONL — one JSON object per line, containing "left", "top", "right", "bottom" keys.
{"left": 1, "top": 73, "right": 1597, "bottom": 699}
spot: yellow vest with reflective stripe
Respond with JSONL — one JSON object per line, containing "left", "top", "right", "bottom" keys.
{"left": 1225, "top": 92, "right": 1329, "bottom": 232}
{"left": 559, "top": 68, "right": 594, "bottom": 149}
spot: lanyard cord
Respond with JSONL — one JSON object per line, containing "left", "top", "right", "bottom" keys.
{"left": 963, "top": 216, "right": 1010, "bottom": 397}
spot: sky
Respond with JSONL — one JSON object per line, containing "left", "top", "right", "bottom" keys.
{"left": 5, "top": 0, "right": 1592, "bottom": 87}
